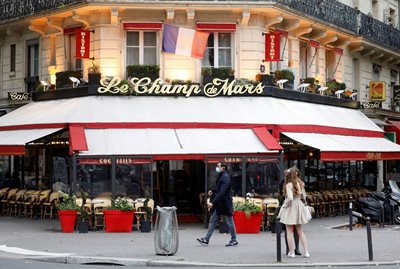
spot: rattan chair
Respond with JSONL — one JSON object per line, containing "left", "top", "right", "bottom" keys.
{"left": 93, "top": 198, "right": 112, "bottom": 230}
{"left": 1, "top": 188, "right": 18, "bottom": 215}
{"left": 42, "top": 191, "right": 61, "bottom": 219}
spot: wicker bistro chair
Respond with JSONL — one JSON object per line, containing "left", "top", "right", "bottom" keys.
{"left": 42, "top": 191, "right": 61, "bottom": 219}
{"left": 263, "top": 198, "right": 279, "bottom": 231}
{"left": 76, "top": 198, "right": 93, "bottom": 227}
{"left": 93, "top": 198, "right": 112, "bottom": 230}
{"left": 133, "top": 198, "right": 154, "bottom": 231}
{"left": 22, "top": 190, "right": 41, "bottom": 218}
{"left": 252, "top": 198, "right": 265, "bottom": 231}
{"left": 34, "top": 189, "right": 51, "bottom": 218}
{"left": 9, "top": 189, "right": 27, "bottom": 216}
{"left": 1, "top": 188, "right": 18, "bottom": 215}
{"left": 18, "top": 190, "right": 35, "bottom": 217}
{"left": 0, "top": 187, "right": 10, "bottom": 215}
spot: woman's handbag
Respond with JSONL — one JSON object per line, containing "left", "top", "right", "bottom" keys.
{"left": 304, "top": 204, "right": 314, "bottom": 221}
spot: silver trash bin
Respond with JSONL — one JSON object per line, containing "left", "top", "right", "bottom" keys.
{"left": 154, "top": 206, "right": 179, "bottom": 255}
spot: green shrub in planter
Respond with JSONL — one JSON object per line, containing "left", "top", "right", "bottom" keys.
{"left": 56, "top": 70, "right": 83, "bottom": 89}
{"left": 126, "top": 65, "right": 160, "bottom": 80}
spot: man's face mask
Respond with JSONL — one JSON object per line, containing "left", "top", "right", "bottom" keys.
{"left": 216, "top": 167, "right": 221, "bottom": 173}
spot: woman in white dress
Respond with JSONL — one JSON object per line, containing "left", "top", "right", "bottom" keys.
{"left": 278, "top": 167, "right": 310, "bottom": 258}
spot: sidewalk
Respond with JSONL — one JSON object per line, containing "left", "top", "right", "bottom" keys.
{"left": 0, "top": 215, "right": 399, "bottom": 267}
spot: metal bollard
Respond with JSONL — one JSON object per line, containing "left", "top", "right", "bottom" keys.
{"left": 276, "top": 221, "right": 282, "bottom": 262}
{"left": 366, "top": 217, "right": 373, "bottom": 261}
{"left": 349, "top": 202, "right": 353, "bottom": 231}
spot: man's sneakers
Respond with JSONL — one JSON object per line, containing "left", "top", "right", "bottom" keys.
{"left": 225, "top": 239, "right": 239, "bottom": 247}
{"left": 196, "top": 237, "right": 209, "bottom": 246}
{"left": 197, "top": 237, "right": 238, "bottom": 247}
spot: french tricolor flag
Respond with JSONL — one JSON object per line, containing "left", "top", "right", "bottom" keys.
{"left": 162, "top": 24, "right": 209, "bottom": 59}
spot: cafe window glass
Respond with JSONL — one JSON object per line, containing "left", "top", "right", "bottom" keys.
{"left": 27, "top": 39, "right": 39, "bottom": 78}
{"left": 202, "top": 32, "right": 232, "bottom": 68}
{"left": 77, "top": 161, "right": 111, "bottom": 198}
{"left": 115, "top": 159, "right": 152, "bottom": 199}
{"left": 206, "top": 157, "right": 243, "bottom": 196}
{"left": 126, "top": 31, "right": 157, "bottom": 65}
{"left": 10, "top": 44, "right": 16, "bottom": 72}
{"left": 65, "top": 34, "right": 82, "bottom": 71}
{"left": 245, "top": 158, "right": 281, "bottom": 195}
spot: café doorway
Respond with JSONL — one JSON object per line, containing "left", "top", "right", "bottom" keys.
{"left": 156, "top": 160, "right": 205, "bottom": 222}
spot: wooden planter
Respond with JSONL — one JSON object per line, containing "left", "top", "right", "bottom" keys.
{"left": 58, "top": 210, "right": 78, "bottom": 233}
{"left": 233, "top": 211, "right": 263, "bottom": 234}
{"left": 103, "top": 210, "right": 135, "bottom": 232}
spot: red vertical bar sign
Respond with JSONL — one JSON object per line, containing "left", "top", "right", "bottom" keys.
{"left": 76, "top": 29, "right": 90, "bottom": 59}
{"left": 264, "top": 33, "right": 281, "bottom": 62}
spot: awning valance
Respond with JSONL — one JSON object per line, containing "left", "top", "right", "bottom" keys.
{"left": 79, "top": 128, "right": 279, "bottom": 159}
{"left": 282, "top": 132, "right": 400, "bottom": 161}
{"left": 196, "top": 23, "right": 236, "bottom": 32}
{"left": 123, "top": 22, "right": 163, "bottom": 30}
{"left": 0, "top": 128, "right": 62, "bottom": 155}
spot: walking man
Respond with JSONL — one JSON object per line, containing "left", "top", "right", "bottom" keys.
{"left": 197, "top": 162, "right": 238, "bottom": 247}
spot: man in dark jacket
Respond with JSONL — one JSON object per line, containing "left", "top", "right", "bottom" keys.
{"left": 197, "top": 162, "right": 238, "bottom": 247}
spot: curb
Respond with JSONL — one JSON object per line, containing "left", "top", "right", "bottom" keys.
{"left": 28, "top": 255, "right": 400, "bottom": 267}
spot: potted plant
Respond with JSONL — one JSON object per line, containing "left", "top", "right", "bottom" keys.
{"left": 55, "top": 70, "right": 83, "bottom": 89}
{"left": 88, "top": 62, "right": 101, "bottom": 85}
{"left": 273, "top": 69, "right": 294, "bottom": 89}
{"left": 326, "top": 79, "right": 346, "bottom": 96}
{"left": 233, "top": 193, "right": 263, "bottom": 234}
{"left": 140, "top": 198, "right": 153, "bottom": 233}
{"left": 56, "top": 192, "right": 79, "bottom": 233}
{"left": 126, "top": 65, "right": 160, "bottom": 81}
{"left": 103, "top": 196, "right": 135, "bottom": 232}
{"left": 303, "top": 77, "right": 317, "bottom": 93}
{"left": 202, "top": 67, "right": 234, "bottom": 85}
{"left": 77, "top": 189, "right": 90, "bottom": 233}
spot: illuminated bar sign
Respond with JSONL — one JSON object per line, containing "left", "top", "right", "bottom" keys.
{"left": 369, "top": 81, "right": 386, "bottom": 101}
{"left": 97, "top": 77, "right": 264, "bottom": 97}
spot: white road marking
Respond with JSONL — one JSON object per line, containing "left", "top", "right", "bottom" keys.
{"left": 0, "top": 245, "right": 73, "bottom": 256}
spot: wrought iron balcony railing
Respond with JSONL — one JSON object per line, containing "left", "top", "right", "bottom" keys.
{"left": 0, "top": 0, "right": 86, "bottom": 23}
{"left": 359, "top": 13, "right": 400, "bottom": 51}
{"left": 276, "top": 0, "right": 358, "bottom": 34}
{"left": 1, "top": 0, "right": 400, "bottom": 53}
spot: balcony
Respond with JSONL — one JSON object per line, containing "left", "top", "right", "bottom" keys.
{"left": 275, "top": 0, "right": 358, "bottom": 34}
{"left": 0, "top": 0, "right": 86, "bottom": 23}
{"left": 1, "top": 0, "right": 400, "bottom": 54}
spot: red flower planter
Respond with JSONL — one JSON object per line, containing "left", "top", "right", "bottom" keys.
{"left": 103, "top": 210, "right": 135, "bottom": 232}
{"left": 58, "top": 210, "right": 78, "bottom": 233}
{"left": 233, "top": 211, "right": 263, "bottom": 234}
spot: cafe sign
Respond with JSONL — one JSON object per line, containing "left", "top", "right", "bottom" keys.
{"left": 98, "top": 77, "right": 264, "bottom": 97}
{"left": 361, "top": 101, "right": 382, "bottom": 109}
{"left": 369, "top": 81, "right": 386, "bottom": 101}
{"left": 8, "top": 92, "right": 30, "bottom": 101}
{"left": 394, "top": 85, "right": 400, "bottom": 104}
{"left": 366, "top": 152, "right": 382, "bottom": 160}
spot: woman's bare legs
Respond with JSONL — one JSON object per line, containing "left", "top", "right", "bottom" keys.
{"left": 286, "top": 224, "right": 295, "bottom": 255}
{"left": 295, "top": 224, "right": 310, "bottom": 256}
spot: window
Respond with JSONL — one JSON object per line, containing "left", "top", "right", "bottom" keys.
{"left": 126, "top": 31, "right": 157, "bottom": 65}
{"left": 202, "top": 33, "right": 232, "bottom": 68}
{"left": 66, "top": 34, "right": 82, "bottom": 70}
{"left": 10, "top": 44, "right": 16, "bottom": 72}
{"left": 27, "top": 39, "right": 39, "bottom": 77}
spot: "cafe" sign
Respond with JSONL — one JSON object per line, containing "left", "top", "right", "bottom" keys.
{"left": 97, "top": 77, "right": 264, "bottom": 97}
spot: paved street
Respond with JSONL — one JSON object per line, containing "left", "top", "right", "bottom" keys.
{"left": 0, "top": 215, "right": 399, "bottom": 267}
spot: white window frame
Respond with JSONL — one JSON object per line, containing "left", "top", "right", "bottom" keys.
{"left": 202, "top": 32, "right": 233, "bottom": 68}
{"left": 27, "top": 39, "right": 39, "bottom": 77}
{"left": 65, "top": 34, "right": 82, "bottom": 71}
{"left": 125, "top": 31, "right": 159, "bottom": 65}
